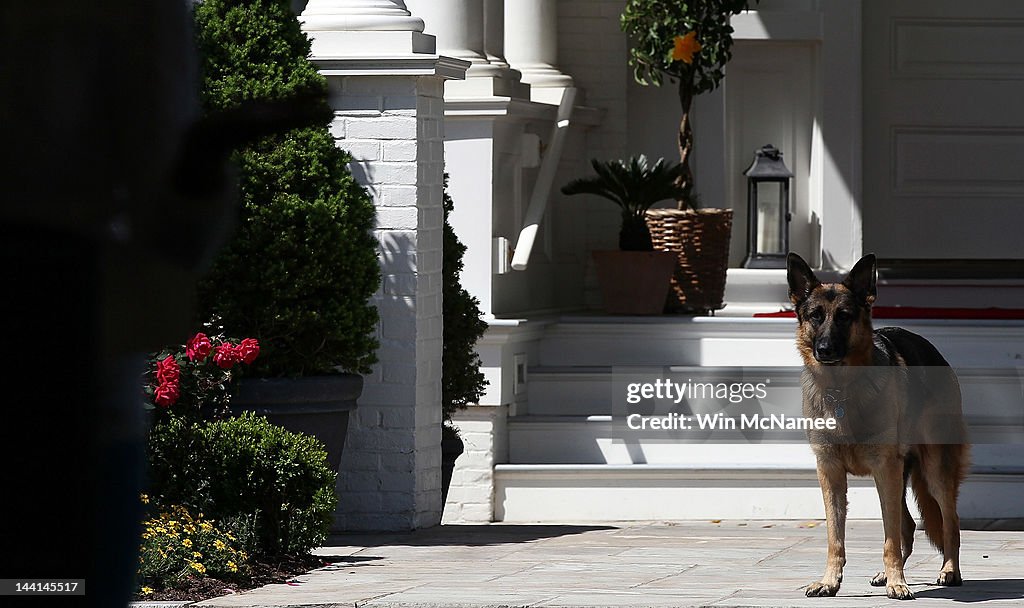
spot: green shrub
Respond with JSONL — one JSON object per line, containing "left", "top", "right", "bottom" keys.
{"left": 442, "top": 180, "right": 488, "bottom": 421}
{"left": 194, "top": 0, "right": 379, "bottom": 376}
{"left": 147, "top": 414, "right": 337, "bottom": 557}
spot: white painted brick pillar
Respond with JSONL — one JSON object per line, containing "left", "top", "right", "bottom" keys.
{"left": 300, "top": 0, "right": 469, "bottom": 531}
{"left": 442, "top": 405, "right": 508, "bottom": 523}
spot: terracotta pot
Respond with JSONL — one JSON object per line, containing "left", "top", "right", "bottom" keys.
{"left": 592, "top": 250, "right": 677, "bottom": 315}
{"left": 230, "top": 374, "right": 362, "bottom": 474}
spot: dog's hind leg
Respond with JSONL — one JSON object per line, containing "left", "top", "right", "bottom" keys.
{"left": 923, "top": 444, "right": 966, "bottom": 586}
{"left": 806, "top": 462, "right": 847, "bottom": 597}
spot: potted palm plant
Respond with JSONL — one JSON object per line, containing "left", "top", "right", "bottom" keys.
{"left": 562, "top": 155, "right": 683, "bottom": 315}
{"left": 194, "top": 0, "right": 379, "bottom": 473}
{"left": 621, "top": 0, "right": 758, "bottom": 313}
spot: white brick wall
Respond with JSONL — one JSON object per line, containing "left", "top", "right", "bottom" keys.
{"left": 442, "top": 405, "right": 509, "bottom": 523}
{"left": 327, "top": 74, "right": 447, "bottom": 532}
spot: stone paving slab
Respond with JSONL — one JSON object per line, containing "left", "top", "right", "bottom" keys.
{"left": 195, "top": 521, "right": 1024, "bottom": 608}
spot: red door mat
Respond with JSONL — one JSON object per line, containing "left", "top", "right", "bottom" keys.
{"left": 754, "top": 307, "right": 1024, "bottom": 320}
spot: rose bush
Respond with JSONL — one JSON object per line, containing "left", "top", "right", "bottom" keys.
{"left": 144, "top": 329, "right": 259, "bottom": 421}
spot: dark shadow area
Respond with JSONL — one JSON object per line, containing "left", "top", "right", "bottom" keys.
{"left": 325, "top": 524, "right": 616, "bottom": 548}
{"left": 316, "top": 555, "right": 386, "bottom": 568}
{"left": 913, "top": 579, "right": 1024, "bottom": 602}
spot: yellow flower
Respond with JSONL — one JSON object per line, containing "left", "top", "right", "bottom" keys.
{"left": 140, "top": 494, "right": 150, "bottom": 505}
{"left": 182, "top": 538, "right": 193, "bottom": 548}
{"left": 200, "top": 522, "right": 213, "bottom": 532}
{"left": 192, "top": 551, "right": 204, "bottom": 559}
{"left": 190, "top": 561, "right": 207, "bottom": 574}
{"left": 141, "top": 586, "right": 154, "bottom": 595}
{"left": 213, "top": 540, "right": 227, "bottom": 551}
{"left": 227, "top": 561, "right": 238, "bottom": 573}
{"left": 672, "top": 31, "right": 702, "bottom": 64}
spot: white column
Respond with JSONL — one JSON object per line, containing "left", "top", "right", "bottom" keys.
{"left": 483, "top": 0, "right": 509, "bottom": 69}
{"left": 504, "top": 0, "right": 573, "bottom": 103}
{"left": 300, "top": 0, "right": 433, "bottom": 55}
{"left": 405, "top": 0, "right": 493, "bottom": 73}
{"left": 407, "top": 0, "right": 527, "bottom": 97}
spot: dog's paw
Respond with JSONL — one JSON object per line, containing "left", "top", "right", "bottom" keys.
{"left": 805, "top": 581, "right": 840, "bottom": 597}
{"left": 936, "top": 570, "right": 963, "bottom": 586}
{"left": 870, "top": 572, "right": 887, "bottom": 586}
{"left": 886, "top": 583, "right": 915, "bottom": 600}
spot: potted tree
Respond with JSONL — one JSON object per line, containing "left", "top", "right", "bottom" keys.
{"left": 441, "top": 180, "right": 488, "bottom": 504}
{"left": 562, "top": 155, "right": 683, "bottom": 315}
{"left": 194, "top": 0, "right": 379, "bottom": 473}
{"left": 621, "top": 0, "right": 758, "bottom": 313}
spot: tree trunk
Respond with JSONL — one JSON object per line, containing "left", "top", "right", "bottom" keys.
{"left": 676, "top": 77, "right": 694, "bottom": 210}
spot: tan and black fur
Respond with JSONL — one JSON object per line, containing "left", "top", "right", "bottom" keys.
{"left": 787, "top": 253, "right": 970, "bottom": 600}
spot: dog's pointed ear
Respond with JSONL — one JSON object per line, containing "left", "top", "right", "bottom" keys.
{"left": 787, "top": 252, "right": 819, "bottom": 305}
{"left": 843, "top": 253, "right": 877, "bottom": 306}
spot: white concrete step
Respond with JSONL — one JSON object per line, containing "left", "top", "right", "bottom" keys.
{"left": 537, "top": 316, "right": 1024, "bottom": 368}
{"left": 517, "top": 366, "right": 1024, "bottom": 462}
{"left": 493, "top": 464, "right": 1024, "bottom": 522}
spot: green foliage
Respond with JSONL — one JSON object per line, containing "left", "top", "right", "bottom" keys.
{"left": 442, "top": 180, "right": 488, "bottom": 421}
{"left": 146, "top": 413, "right": 337, "bottom": 557}
{"left": 137, "top": 503, "right": 250, "bottom": 593}
{"left": 194, "top": 0, "right": 379, "bottom": 376}
{"left": 621, "top": 0, "right": 757, "bottom": 205}
{"left": 621, "top": 0, "right": 755, "bottom": 91}
{"left": 562, "top": 156, "right": 686, "bottom": 251}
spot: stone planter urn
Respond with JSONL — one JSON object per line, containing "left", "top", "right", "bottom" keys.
{"left": 230, "top": 374, "right": 362, "bottom": 473}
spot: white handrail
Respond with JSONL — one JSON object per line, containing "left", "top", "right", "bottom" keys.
{"left": 511, "top": 87, "right": 577, "bottom": 271}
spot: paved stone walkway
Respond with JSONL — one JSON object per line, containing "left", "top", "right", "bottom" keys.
{"left": 196, "top": 521, "right": 1024, "bottom": 607}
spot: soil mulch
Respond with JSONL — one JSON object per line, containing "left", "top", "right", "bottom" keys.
{"left": 133, "top": 553, "right": 326, "bottom": 603}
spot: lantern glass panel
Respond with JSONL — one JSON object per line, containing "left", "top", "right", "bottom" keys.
{"left": 755, "top": 182, "right": 784, "bottom": 255}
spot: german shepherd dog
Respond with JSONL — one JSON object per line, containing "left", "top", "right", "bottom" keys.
{"left": 787, "top": 253, "right": 970, "bottom": 600}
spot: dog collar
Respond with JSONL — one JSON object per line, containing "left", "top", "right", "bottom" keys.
{"left": 823, "top": 388, "right": 847, "bottom": 419}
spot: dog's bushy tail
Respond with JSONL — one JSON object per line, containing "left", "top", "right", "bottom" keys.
{"left": 909, "top": 445, "right": 970, "bottom": 552}
{"left": 909, "top": 462, "right": 944, "bottom": 552}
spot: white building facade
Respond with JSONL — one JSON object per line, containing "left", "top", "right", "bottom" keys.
{"left": 301, "top": 0, "right": 1024, "bottom": 531}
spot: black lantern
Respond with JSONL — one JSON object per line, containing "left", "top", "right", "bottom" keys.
{"left": 743, "top": 145, "right": 793, "bottom": 268}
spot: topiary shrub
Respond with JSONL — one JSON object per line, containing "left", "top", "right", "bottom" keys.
{"left": 194, "top": 0, "right": 379, "bottom": 377}
{"left": 621, "top": 0, "right": 757, "bottom": 206}
{"left": 147, "top": 413, "right": 337, "bottom": 557}
{"left": 442, "top": 179, "right": 488, "bottom": 422}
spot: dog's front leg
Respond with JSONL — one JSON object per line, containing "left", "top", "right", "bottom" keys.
{"left": 806, "top": 461, "right": 847, "bottom": 597}
{"left": 874, "top": 457, "right": 915, "bottom": 600}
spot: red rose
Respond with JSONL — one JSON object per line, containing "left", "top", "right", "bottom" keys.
{"left": 213, "top": 343, "right": 240, "bottom": 369}
{"left": 235, "top": 338, "right": 260, "bottom": 365}
{"left": 154, "top": 382, "right": 180, "bottom": 407}
{"left": 186, "top": 333, "right": 213, "bottom": 362}
{"left": 156, "top": 355, "right": 180, "bottom": 384}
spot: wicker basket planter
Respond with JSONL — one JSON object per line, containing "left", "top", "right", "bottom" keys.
{"left": 645, "top": 208, "right": 733, "bottom": 314}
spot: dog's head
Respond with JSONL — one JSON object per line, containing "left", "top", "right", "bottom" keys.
{"left": 787, "top": 253, "right": 877, "bottom": 366}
